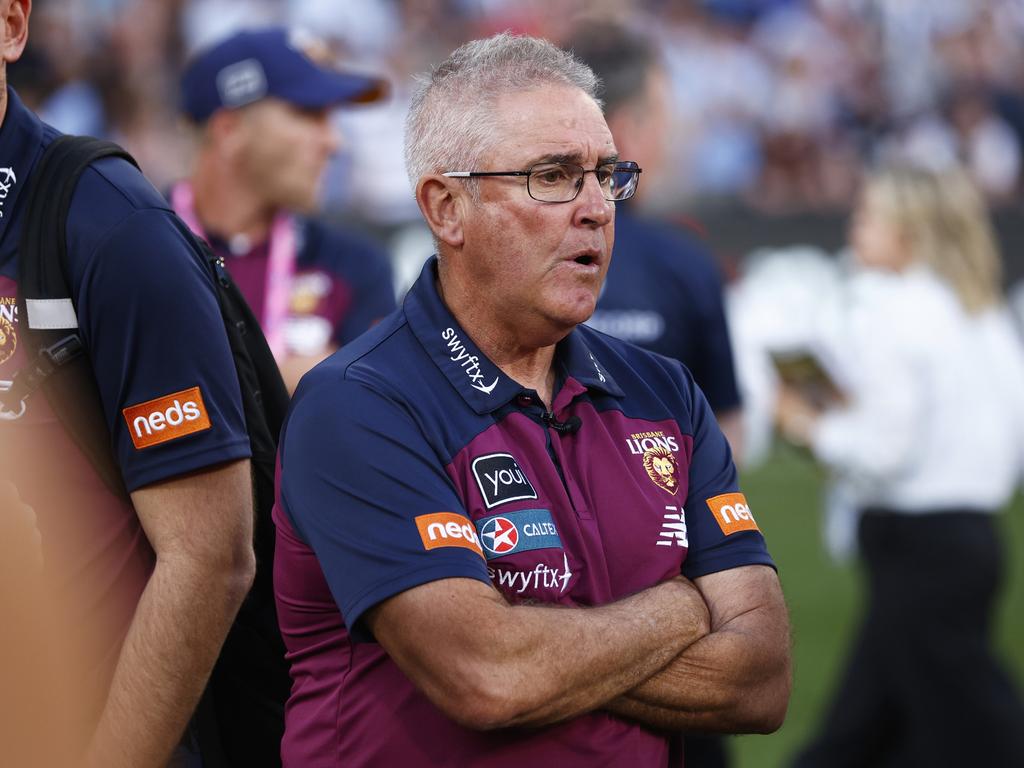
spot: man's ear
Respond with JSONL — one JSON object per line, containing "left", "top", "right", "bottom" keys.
{"left": 416, "top": 174, "right": 465, "bottom": 249}
{"left": 1, "top": 0, "right": 30, "bottom": 66}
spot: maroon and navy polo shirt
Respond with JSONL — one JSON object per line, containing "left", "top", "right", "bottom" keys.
{"left": 273, "top": 256, "right": 774, "bottom": 767}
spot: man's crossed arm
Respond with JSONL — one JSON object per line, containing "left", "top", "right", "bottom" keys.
{"left": 366, "top": 563, "right": 789, "bottom": 733}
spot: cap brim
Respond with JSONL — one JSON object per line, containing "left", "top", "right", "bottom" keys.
{"left": 289, "top": 67, "right": 388, "bottom": 109}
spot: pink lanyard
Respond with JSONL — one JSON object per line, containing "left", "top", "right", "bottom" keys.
{"left": 171, "top": 180, "right": 296, "bottom": 362}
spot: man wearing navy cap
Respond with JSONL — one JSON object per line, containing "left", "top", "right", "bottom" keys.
{"left": 0, "top": 1, "right": 255, "bottom": 767}
{"left": 274, "top": 33, "right": 789, "bottom": 766}
{"left": 175, "top": 27, "right": 396, "bottom": 391}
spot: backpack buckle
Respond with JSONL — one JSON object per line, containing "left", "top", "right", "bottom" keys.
{"left": 0, "top": 334, "right": 84, "bottom": 419}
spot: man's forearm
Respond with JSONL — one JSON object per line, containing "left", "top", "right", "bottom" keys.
{"left": 82, "top": 552, "right": 252, "bottom": 767}
{"left": 369, "top": 575, "right": 711, "bottom": 731}
{"left": 606, "top": 567, "right": 791, "bottom": 734}
{"left": 495, "top": 577, "right": 711, "bottom": 728}
{"left": 605, "top": 609, "right": 790, "bottom": 732}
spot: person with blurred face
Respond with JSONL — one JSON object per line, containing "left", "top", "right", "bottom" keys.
{"left": 0, "top": 1, "right": 258, "bottom": 766}
{"left": 571, "top": 22, "right": 746, "bottom": 471}
{"left": 272, "top": 33, "right": 791, "bottom": 767}
{"left": 776, "top": 165, "right": 1024, "bottom": 767}
{"left": 176, "top": 28, "right": 395, "bottom": 391}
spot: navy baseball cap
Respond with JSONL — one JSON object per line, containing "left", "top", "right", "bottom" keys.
{"left": 181, "top": 27, "right": 387, "bottom": 122}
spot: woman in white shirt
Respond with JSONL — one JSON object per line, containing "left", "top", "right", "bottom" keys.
{"left": 778, "top": 165, "right": 1024, "bottom": 767}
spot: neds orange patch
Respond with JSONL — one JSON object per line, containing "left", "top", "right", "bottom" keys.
{"left": 415, "top": 512, "right": 485, "bottom": 558}
{"left": 706, "top": 492, "right": 760, "bottom": 536}
{"left": 123, "top": 386, "right": 211, "bottom": 449}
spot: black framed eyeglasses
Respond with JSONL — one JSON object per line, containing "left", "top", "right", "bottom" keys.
{"left": 443, "top": 161, "right": 642, "bottom": 203}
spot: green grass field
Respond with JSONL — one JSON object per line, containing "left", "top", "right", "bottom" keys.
{"left": 727, "top": 447, "right": 1024, "bottom": 768}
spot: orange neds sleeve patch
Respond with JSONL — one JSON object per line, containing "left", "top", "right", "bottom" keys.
{"left": 706, "top": 492, "right": 759, "bottom": 536}
{"left": 415, "top": 512, "right": 485, "bottom": 558}
{"left": 122, "top": 386, "right": 212, "bottom": 449}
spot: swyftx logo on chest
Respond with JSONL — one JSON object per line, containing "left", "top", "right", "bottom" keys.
{"left": 471, "top": 453, "right": 538, "bottom": 509}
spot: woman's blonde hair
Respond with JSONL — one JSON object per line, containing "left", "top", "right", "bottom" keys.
{"left": 865, "top": 165, "right": 1003, "bottom": 313}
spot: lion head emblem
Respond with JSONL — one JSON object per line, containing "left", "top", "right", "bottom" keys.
{"left": 643, "top": 446, "right": 679, "bottom": 495}
{"left": 0, "top": 314, "right": 15, "bottom": 366}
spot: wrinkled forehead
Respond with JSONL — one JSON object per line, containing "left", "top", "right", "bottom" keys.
{"left": 484, "top": 84, "right": 616, "bottom": 168}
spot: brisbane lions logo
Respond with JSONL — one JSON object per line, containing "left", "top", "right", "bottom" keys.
{"left": 0, "top": 314, "right": 14, "bottom": 366}
{"left": 643, "top": 446, "right": 679, "bottom": 495}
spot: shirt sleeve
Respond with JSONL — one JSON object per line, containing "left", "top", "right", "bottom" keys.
{"left": 677, "top": 368, "right": 774, "bottom": 579}
{"left": 69, "top": 205, "right": 251, "bottom": 491}
{"left": 280, "top": 376, "right": 490, "bottom": 641}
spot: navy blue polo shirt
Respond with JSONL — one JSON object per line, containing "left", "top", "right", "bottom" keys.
{"left": 273, "top": 256, "right": 773, "bottom": 767}
{"left": 0, "top": 87, "right": 249, "bottom": 696}
{"left": 588, "top": 208, "right": 741, "bottom": 414}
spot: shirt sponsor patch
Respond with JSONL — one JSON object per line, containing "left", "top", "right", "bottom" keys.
{"left": 474, "top": 508, "right": 562, "bottom": 560}
{"left": 441, "top": 327, "right": 500, "bottom": 394}
{"left": 706, "top": 493, "right": 759, "bottom": 536}
{"left": 415, "top": 512, "right": 484, "bottom": 558}
{"left": 471, "top": 453, "right": 538, "bottom": 509}
{"left": 123, "top": 386, "right": 211, "bottom": 449}
{"left": 489, "top": 553, "right": 574, "bottom": 596}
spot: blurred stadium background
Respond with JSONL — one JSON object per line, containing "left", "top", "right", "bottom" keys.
{"left": 15, "top": 1, "right": 1023, "bottom": 765}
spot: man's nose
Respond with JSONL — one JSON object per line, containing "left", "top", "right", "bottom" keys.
{"left": 573, "top": 171, "right": 613, "bottom": 228}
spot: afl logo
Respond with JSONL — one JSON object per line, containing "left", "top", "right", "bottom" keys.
{"left": 479, "top": 516, "right": 519, "bottom": 556}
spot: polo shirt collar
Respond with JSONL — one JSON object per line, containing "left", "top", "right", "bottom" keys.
{"left": 404, "top": 256, "right": 622, "bottom": 414}
{"left": 559, "top": 328, "right": 623, "bottom": 397}
{"left": 0, "top": 87, "right": 45, "bottom": 269}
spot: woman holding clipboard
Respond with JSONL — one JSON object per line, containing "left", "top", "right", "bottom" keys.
{"left": 778, "top": 165, "right": 1024, "bottom": 767}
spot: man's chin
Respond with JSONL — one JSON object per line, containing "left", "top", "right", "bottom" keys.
{"left": 553, "top": 296, "right": 599, "bottom": 333}
{"left": 281, "top": 189, "right": 321, "bottom": 215}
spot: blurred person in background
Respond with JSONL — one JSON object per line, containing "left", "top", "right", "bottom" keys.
{"left": 0, "top": 0, "right": 257, "bottom": 765}
{"left": 571, "top": 21, "right": 745, "bottom": 465}
{"left": 570, "top": 24, "right": 746, "bottom": 767}
{"left": 775, "top": 165, "right": 1024, "bottom": 767}
{"left": 174, "top": 27, "right": 396, "bottom": 391}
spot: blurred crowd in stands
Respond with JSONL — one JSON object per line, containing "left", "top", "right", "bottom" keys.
{"left": 12, "top": 0, "right": 1024, "bottom": 225}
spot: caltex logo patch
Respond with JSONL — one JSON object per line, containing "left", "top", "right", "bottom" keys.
{"left": 474, "top": 508, "right": 562, "bottom": 560}
{"left": 479, "top": 516, "right": 519, "bottom": 555}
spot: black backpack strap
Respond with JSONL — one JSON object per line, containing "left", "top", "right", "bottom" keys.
{"left": 201, "top": 244, "right": 290, "bottom": 768}
{"left": 14, "top": 136, "right": 139, "bottom": 497}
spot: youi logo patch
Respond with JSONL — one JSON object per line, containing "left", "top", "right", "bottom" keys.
{"left": 441, "top": 327, "right": 500, "bottom": 395}
{"left": 471, "top": 453, "right": 538, "bottom": 509}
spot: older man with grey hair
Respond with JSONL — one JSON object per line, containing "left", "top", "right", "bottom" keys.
{"left": 272, "top": 33, "right": 790, "bottom": 767}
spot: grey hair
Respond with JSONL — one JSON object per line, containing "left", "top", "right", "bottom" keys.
{"left": 403, "top": 32, "right": 601, "bottom": 192}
